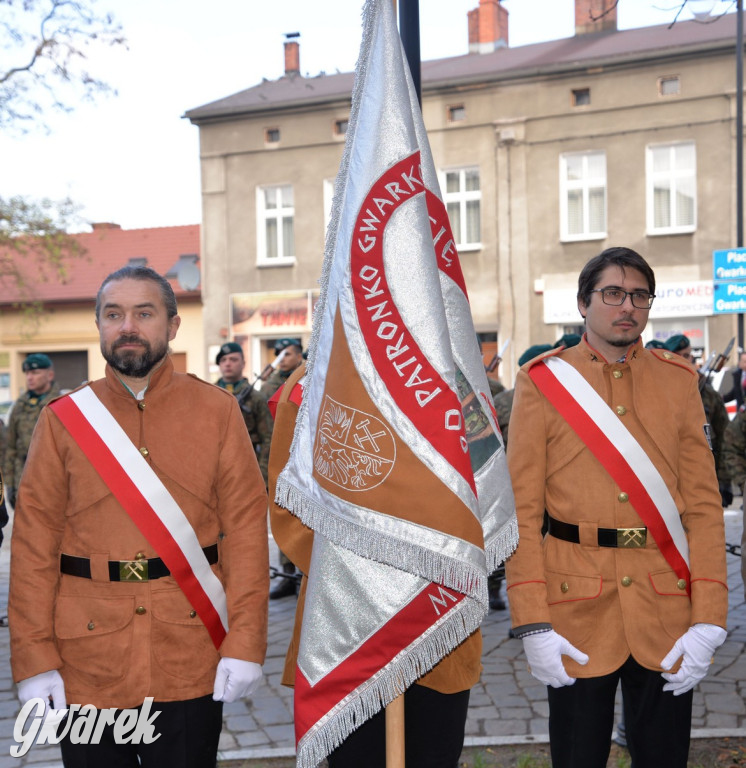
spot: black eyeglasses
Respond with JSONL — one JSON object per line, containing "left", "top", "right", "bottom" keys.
{"left": 590, "top": 287, "right": 655, "bottom": 310}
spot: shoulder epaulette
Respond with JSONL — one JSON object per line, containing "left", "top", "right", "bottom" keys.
{"left": 523, "top": 346, "right": 563, "bottom": 370}
{"left": 647, "top": 348, "right": 697, "bottom": 375}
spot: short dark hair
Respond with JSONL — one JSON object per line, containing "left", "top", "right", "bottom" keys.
{"left": 95, "top": 266, "right": 178, "bottom": 320}
{"left": 577, "top": 247, "right": 656, "bottom": 308}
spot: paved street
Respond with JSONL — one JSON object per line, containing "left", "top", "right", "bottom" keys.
{"left": 1, "top": 507, "right": 745, "bottom": 767}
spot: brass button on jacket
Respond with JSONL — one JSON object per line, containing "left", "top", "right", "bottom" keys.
{"left": 138, "top": 401, "right": 146, "bottom": 411}
{"left": 618, "top": 492, "right": 629, "bottom": 503}
{"left": 613, "top": 370, "right": 623, "bottom": 379}
{"left": 135, "top": 606, "right": 147, "bottom": 616}
{"left": 87, "top": 622, "right": 95, "bottom": 631}
{"left": 616, "top": 405, "right": 627, "bottom": 416}
{"left": 621, "top": 576, "right": 632, "bottom": 587}
{"left": 189, "top": 610, "right": 197, "bottom": 618}
{"left": 677, "top": 579, "right": 687, "bottom": 590}
{"left": 139, "top": 447, "right": 149, "bottom": 457}
{"left": 560, "top": 582, "right": 569, "bottom": 593}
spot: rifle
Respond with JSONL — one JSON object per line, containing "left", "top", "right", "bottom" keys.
{"left": 702, "top": 337, "right": 735, "bottom": 385}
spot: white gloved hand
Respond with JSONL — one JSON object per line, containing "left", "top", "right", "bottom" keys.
{"left": 16, "top": 670, "right": 67, "bottom": 714}
{"left": 522, "top": 630, "right": 589, "bottom": 688}
{"left": 661, "top": 623, "right": 727, "bottom": 696}
{"left": 212, "top": 658, "right": 263, "bottom": 703}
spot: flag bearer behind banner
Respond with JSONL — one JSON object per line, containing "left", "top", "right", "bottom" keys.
{"left": 269, "top": 367, "right": 479, "bottom": 768}
{"left": 8, "top": 265, "right": 269, "bottom": 767}
{"left": 505, "top": 247, "right": 728, "bottom": 768}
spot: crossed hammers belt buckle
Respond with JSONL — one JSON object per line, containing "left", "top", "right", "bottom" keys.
{"left": 616, "top": 527, "right": 647, "bottom": 548}
{"left": 119, "top": 559, "right": 149, "bottom": 581}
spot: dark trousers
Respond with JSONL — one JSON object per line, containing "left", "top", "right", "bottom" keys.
{"left": 327, "top": 684, "right": 470, "bottom": 768}
{"left": 59, "top": 694, "right": 223, "bottom": 768}
{"left": 547, "top": 655, "right": 693, "bottom": 768}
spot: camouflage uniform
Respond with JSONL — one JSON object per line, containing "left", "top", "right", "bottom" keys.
{"left": 698, "top": 373, "right": 730, "bottom": 485}
{"left": 216, "top": 377, "right": 273, "bottom": 486}
{"left": 4, "top": 383, "right": 62, "bottom": 496}
{"left": 722, "top": 410, "right": 746, "bottom": 596}
{"left": 493, "top": 388, "right": 514, "bottom": 448}
{"left": 487, "top": 378, "right": 505, "bottom": 399}
{"left": 260, "top": 369, "right": 295, "bottom": 401}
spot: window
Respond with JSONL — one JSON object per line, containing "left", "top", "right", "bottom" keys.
{"left": 448, "top": 104, "right": 466, "bottom": 123}
{"left": 443, "top": 167, "right": 481, "bottom": 249}
{"left": 333, "top": 119, "right": 348, "bottom": 137}
{"left": 658, "top": 76, "right": 680, "bottom": 97}
{"left": 560, "top": 151, "right": 607, "bottom": 241}
{"left": 646, "top": 142, "right": 696, "bottom": 234}
{"left": 265, "top": 127, "right": 280, "bottom": 144}
{"left": 572, "top": 88, "right": 590, "bottom": 107}
{"left": 257, "top": 185, "right": 295, "bottom": 265}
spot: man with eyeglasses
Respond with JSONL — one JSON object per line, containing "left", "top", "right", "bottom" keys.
{"left": 505, "top": 247, "right": 728, "bottom": 768}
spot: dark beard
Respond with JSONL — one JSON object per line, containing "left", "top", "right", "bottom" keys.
{"left": 608, "top": 335, "right": 639, "bottom": 347}
{"left": 102, "top": 335, "right": 169, "bottom": 378}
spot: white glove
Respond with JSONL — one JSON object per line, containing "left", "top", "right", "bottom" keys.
{"left": 522, "top": 630, "right": 589, "bottom": 688}
{"left": 661, "top": 623, "right": 727, "bottom": 696}
{"left": 16, "top": 670, "right": 66, "bottom": 714}
{"left": 212, "top": 658, "right": 262, "bottom": 703}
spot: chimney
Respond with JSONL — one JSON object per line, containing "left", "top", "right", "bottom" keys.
{"left": 468, "top": 0, "right": 508, "bottom": 54}
{"left": 284, "top": 32, "right": 300, "bottom": 76}
{"left": 575, "top": 0, "right": 617, "bottom": 35}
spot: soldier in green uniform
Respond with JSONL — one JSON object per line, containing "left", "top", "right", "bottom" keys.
{"left": 260, "top": 339, "right": 304, "bottom": 402}
{"left": 259, "top": 339, "right": 304, "bottom": 598}
{"left": 664, "top": 334, "right": 732, "bottom": 506}
{"left": 4, "top": 354, "right": 61, "bottom": 508}
{"left": 215, "top": 342, "right": 273, "bottom": 487}
{"left": 722, "top": 412, "right": 746, "bottom": 597}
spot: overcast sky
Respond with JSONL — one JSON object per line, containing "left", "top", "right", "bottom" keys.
{"left": 0, "top": 0, "right": 737, "bottom": 231}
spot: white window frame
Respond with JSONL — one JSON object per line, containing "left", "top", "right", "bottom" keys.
{"left": 440, "top": 166, "right": 482, "bottom": 252}
{"left": 256, "top": 184, "right": 295, "bottom": 267}
{"left": 646, "top": 141, "right": 697, "bottom": 235}
{"left": 559, "top": 150, "right": 607, "bottom": 242}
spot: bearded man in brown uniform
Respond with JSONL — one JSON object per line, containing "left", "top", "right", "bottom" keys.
{"left": 505, "top": 247, "right": 728, "bottom": 768}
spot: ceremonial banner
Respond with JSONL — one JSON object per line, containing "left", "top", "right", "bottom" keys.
{"left": 275, "top": 1, "right": 517, "bottom": 764}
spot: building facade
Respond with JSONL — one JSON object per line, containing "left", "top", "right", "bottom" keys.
{"left": 186, "top": 0, "right": 742, "bottom": 385}
{"left": 0, "top": 223, "right": 203, "bottom": 399}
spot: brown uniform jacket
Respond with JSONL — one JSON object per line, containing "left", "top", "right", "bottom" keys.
{"left": 268, "top": 365, "right": 482, "bottom": 694}
{"left": 505, "top": 338, "right": 728, "bottom": 677}
{"left": 9, "top": 359, "right": 269, "bottom": 708}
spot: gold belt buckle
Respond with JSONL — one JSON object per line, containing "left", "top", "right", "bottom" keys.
{"left": 617, "top": 527, "right": 647, "bottom": 548}
{"left": 119, "top": 559, "right": 149, "bottom": 581}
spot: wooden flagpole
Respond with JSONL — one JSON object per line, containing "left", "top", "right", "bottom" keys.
{"left": 386, "top": 2, "right": 418, "bottom": 765}
{"left": 385, "top": 694, "right": 406, "bottom": 767}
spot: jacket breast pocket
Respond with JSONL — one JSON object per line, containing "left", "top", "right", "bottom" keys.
{"left": 54, "top": 594, "right": 134, "bottom": 687}
{"left": 151, "top": 588, "right": 220, "bottom": 683}
{"left": 546, "top": 569, "right": 602, "bottom": 646}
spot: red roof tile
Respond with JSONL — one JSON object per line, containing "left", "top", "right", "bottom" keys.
{"left": 1, "top": 223, "right": 201, "bottom": 307}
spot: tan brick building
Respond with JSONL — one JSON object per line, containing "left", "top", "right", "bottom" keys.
{"left": 187, "top": 0, "right": 743, "bottom": 384}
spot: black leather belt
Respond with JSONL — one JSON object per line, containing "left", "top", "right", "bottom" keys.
{"left": 60, "top": 544, "right": 219, "bottom": 582}
{"left": 547, "top": 515, "right": 647, "bottom": 548}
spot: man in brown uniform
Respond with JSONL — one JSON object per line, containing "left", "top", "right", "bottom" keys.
{"left": 505, "top": 247, "right": 728, "bottom": 768}
{"left": 9, "top": 266, "right": 269, "bottom": 767}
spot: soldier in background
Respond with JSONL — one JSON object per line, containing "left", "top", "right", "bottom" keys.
{"left": 664, "top": 334, "right": 732, "bottom": 507}
{"left": 261, "top": 339, "right": 304, "bottom": 599}
{"left": 722, "top": 414, "right": 746, "bottom": 597}
{"left": 260, "top": 339, "right": 304, "bottom": 402}
{"left": 215, "top": 342, "right": 273, "bottom": 487}
{"left": 4, "top": 354, "right": 61, "bottom": 508}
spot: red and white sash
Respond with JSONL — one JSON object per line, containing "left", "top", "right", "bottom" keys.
{"left": 50, "top": 387, "right": 229, "bottom": 648}
{"left": 529, "top": 356, "right": 691, "bottom": 590}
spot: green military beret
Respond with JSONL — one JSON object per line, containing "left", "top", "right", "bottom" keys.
{"left": 215, "top": 342, "right": 243, "bottom": 364}
{"left": 518, "top": 344, "right": 553, "bottom": 367}
{"left": 645, "top": 339, "right": 666, "bottom": 350}
{"left": 22, "top": 353, "right": 52, "bottom": 371}
{"left": 663, "top": 334, "right": 690, "bottom": 353}
{"left": 553, "top": 333, "right": 581, "bottom": 350}
{"left": 274, "top": 338, "right": 302, "bottom": 355}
